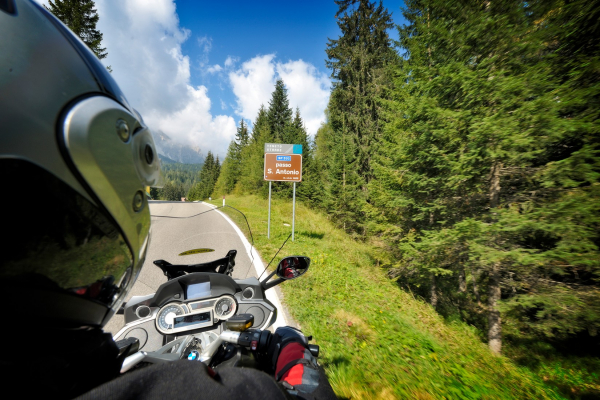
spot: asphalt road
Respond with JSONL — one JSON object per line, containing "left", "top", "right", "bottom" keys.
{"left": 104, "top": 200, "right": 280, "bottom": 335}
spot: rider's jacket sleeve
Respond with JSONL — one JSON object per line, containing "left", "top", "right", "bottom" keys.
{"left": 77, "top": 360, "right": 292, "bottom": 400}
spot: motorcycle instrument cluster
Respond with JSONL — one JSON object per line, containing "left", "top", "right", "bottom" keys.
{"left": 155, "top": 295, "right": 238, "bottom": 334}
{"left": 157, "top": 304, "right": 185, "bottom": 332}
{"left": 215, "top": 296, "right": 235, "bottom": 318}
{"left": 173, "top": 312, "right": 211, "bottom": 329}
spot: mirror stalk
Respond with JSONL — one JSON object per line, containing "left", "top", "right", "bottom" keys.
{"left": 261, "top": 269, "right": 278, "bottom": 284}
{"left": 261, "top": 278, "right": 285, "bottom": 291}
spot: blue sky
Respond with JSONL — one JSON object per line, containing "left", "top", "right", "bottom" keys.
{"left": 38, "top": 0, "right": 407, "bottom": 158}
{"left": 178, "top": 0, "right": 407, "bottom": 124}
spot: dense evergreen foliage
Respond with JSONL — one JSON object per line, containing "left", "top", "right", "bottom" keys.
{"left": 149, "top": 163, "right": 202, "bottom": 201}
{"left": 45, "top": 0, "right": 107, "bottom": 60}
{"left": 188, "top": 152, "right": 220, "bottom": 201}
{"left": 322, "top": 0, "right": 396, "bottom": 234}
{"left": 371, "top": 0, "right": 600, "bottom": 358}
{"left": 210, "top": 0, "right": 600, "bottom": 395}
{"left": 161, "top": 163, "right": 202, "bottom": 193}
{"left": 213, "top": 120, "right": 249, "bottom": 195}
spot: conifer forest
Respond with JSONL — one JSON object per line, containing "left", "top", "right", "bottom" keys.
{"left": 205, "top": 0, "right": 600, "bottom": 388}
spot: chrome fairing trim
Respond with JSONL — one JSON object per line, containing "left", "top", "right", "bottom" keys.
{"left": 262, "top": 310, "right": 275, "bottom": 330}
{"left": 113, "top": 308, "right": 159, "bottom": 340}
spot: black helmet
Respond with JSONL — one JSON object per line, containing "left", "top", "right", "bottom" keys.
{"left": 0, "top": 0, "right": 161, "bottom": 329}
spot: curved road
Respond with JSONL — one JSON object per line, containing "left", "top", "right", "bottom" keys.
{"left": 105, "top": 200, "right": 287, "bottom": 335}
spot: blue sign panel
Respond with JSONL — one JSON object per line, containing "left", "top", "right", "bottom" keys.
{"left": 276, "top": 155, "right": 292, "bottom": 161}
{"left": 293, "top": 144, "right": 302, "bottom": 154}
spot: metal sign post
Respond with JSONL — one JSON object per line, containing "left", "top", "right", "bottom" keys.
{"left": 292, "top": 182, "right": 296, "bottom": 241}
{"left": 268, "top": 181, "right": 272, "bottom": 239}
{"left": 264, "top": 143, "right": 303, "bottom": 241}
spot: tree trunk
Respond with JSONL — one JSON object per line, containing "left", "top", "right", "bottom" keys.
{"left": 488, "top": 160, "right": 503, "bottom": 354}
{"left": 488, "top": 263, "right": 502, "bottom": 354}
{"left": 431, "top": 275, "right": 438, "bottom": 309}
{"left": 471, "top": 269, "right": 481, "bottom": 306}
{"left": 458, "top": 267, "right": 467, "bottom": 294}
{"left": 489, "top": 161, "right": 502, "bottom": 208}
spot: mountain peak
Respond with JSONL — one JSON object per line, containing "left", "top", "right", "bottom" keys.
{"left": 152, "top": 130, "right": 205, "bottom": 164}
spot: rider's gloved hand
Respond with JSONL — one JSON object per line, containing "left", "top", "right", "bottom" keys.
{"left": 267, "top": 327, "right": 336, "bottom": 399}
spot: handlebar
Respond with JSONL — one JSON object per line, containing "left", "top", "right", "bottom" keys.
{"left": 120, "top": 328, "right": 268, "bottom": 371}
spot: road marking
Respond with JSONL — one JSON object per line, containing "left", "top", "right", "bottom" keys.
{"left": 205, "top": 203, "right": 288, "bottom": 330}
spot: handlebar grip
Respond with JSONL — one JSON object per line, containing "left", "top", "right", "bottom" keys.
{"left": 308, "top": 344, "right": 319, "bottom": 357}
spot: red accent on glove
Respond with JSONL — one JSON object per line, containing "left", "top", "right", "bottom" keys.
{"left": 275, "top": 342, "right": 305, "bottom": 387}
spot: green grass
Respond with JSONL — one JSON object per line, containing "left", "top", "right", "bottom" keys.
{"left": 207, "top": 195, "right": 563, "bottom": 399}
{"left": 504, "top": 341, "right": 600, "bottom": 399}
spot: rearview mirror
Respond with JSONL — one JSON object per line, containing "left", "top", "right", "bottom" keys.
{"left": 276, "top": 256, "right": 310, "bottom": 280}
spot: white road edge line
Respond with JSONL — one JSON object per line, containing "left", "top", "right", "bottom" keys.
{"left": 205, "top": 203, "right": 287, "bottom": 330}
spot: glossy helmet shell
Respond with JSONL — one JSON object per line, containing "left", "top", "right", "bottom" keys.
{"left": 0, "top": 0, "right": 161, "bottom": 327}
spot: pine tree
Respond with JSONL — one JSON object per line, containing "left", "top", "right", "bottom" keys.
{"left": 321, "top": 0, "right": 396, "bottom": 235}
{"left": 267, "top": 79, "right": 293, "bottom": 142}
{"left": 212, "top": 120, "right": 251, "bottom": 196}
{"left": 160, "top": 181, "right": 184, "bottom": 201}
{"left": 214, "top": 156, "right": 221, "bottom": 178}
{"left": 45, "top": 0, "right": 107, "bottom": 60}
{"left": 238, "top": 106, "right": 272, "bottom": 195}
{"left": 233, "top": 120, "right": 249, "bottom": 182}
{"left": 187, "top": 152, "right": 221, "bottom": 200}
{"left": 212, "top": 144, "right": 235, "bottom": 196}
{"left": 235, "top": 120, "right": 250, "bottom": 151}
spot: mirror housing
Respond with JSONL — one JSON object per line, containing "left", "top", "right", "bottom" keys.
{"left": 276, "top": 256, "right": 310, "bottom": 280}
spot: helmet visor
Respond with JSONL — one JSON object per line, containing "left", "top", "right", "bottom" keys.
{"left": 0, "top": 159, "right": 136, "bottom": 310}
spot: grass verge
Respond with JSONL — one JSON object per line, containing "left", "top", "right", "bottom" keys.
{"left": 207, "top": 195, "right": 562, "bottom": 399}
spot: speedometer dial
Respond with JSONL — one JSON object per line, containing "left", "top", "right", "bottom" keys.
{"left": 214, "top": 296, "right": 236, "bottom": 319}
{"left": 157, "top": 304, "right": 184, "bottom": 332}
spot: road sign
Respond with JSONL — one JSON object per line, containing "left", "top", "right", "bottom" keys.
{"left": 264, "top": 153, "right": 302, "bottom": 182}
{"left": 264, "top": 143, "right": 302, "bottom": 241}
{"left": 264, "top": 143, "right": 303, "bottom": 154}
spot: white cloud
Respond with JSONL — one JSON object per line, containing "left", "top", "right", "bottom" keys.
{"left": 144, "top": 86, "right": 237, "bottom": 158}
{"left": 197, "top": 35, "right": 212, "bottom": 67}
{"left": 224, "top": 56, "right": 238, "bottom": 68}
{"left": 229, "top": 54, "right": 277, "bottom": 122}
{"left": 229, "top": 56, "right": 330, "bottom": 137}
{"left": 88, "top": 0, "right": 235, "bottom": 158}
{"left": 197, "top": 36, "right": 212, "bottom": 53}
{"left": 276, "top": 60, "right": 331, "bottom": 137}
{"left": 207, "top": 64, "right": 223, "bottom": 74}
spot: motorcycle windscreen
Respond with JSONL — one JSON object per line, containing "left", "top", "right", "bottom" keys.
{"left": 152, "top": 202, "right": 257, "bottom": 279}
{"left": 0, "top": 159, "right": 134, "bottom": 312}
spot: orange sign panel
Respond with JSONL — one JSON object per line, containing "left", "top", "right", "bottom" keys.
{"left": 264, "top": 153, "right": 302, "bottom": 182}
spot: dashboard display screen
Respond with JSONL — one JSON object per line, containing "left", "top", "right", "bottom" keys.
{"left": 173, "top": 312, "right": 211, "bottom": 329}
{"left": 187, "top": 282, "right": 211, "bottom": 300}
{"left": 190, "top": 300, "right": 213, "bottom": 310}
